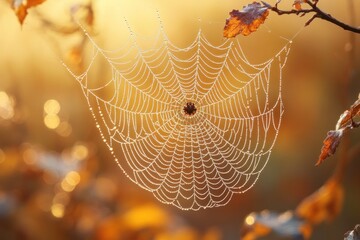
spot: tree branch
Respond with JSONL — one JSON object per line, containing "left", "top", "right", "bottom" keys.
{"left": 262, "top": 1, "right": 360, "bottom": 34}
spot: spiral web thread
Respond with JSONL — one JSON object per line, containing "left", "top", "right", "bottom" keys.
{"left": 63, "top": 20, "right": 291, "bottom": 210}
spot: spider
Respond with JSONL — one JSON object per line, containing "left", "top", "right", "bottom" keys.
{"left": 183, "top": 102, "right": 197, "bottom": 116}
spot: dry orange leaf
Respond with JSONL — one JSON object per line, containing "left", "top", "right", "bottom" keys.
{"left": 296, "top": 178, "right": 343, "bottom": 225}
{"left": 11, "top": 0, "right": 46, "bottom": 25}
{"left": 336, "top": 96, "right": 360, "bottom": 130}
{"left": 315, "top": 129, "right": 344, "bottom": 166}
{"left": 223, "top": 2, "right": 269, "bottom": 38}
{"left": 293, "top": 0, "right": 308, "bottom": 10}
{"left": 316, "top": 94, "right": 360, "bottom": 166}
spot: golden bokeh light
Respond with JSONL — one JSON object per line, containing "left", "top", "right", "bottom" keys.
{"left": 43, "top": 99, "right": 62, "bottom": 130}
{"left": 0, "top": 91, "right": 15, "bottom": 120}
{"left": 22, "top": 147, "right": 37, "bottom": 165}
{"left": 51, "top": 203, "right": 65, "bottom": 218}
{"left": 71, "top": 144, "right": 88, "bottom": 161}
{"left": 61, "top": 179, "right": 76, "bottom": 192}
{"left": 44, "top": 99, "right": 61, "bottom": 115}
{"left": 61, "top": 171, "right": 81, "bottom": 192}
{"left": 44, "top": 114, "right": 60, "bottom": 129}
{"left": 245, "top": 215, "right": 255, "bottom": 226}
{"left": 65, "top": 171, "right": 81, "bottom": 186}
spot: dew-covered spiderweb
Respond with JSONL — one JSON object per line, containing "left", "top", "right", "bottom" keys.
{"left": 64, "top": 20, "right": 291, "bottom": 210}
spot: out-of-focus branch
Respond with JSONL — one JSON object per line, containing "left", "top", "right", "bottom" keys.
{"left": 261, "top": 1, "right": 360, "bottom": 34}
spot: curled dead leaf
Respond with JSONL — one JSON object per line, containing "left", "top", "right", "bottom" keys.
{"left": 316, "top": 93, "right": 360, "bottom": 166}
{"left": 11, "top": 0, "right": 46, "bottom": 25}
{"left": 336, "top": 97, "right": 360, "bottom": 130}
{"left": 315, "top": 129, "right": 344, "bottom": 166}
{"left": 296, "top": 178, "right": 343, "bottom": 225}
{"left": 223, "top": 2, "right": 269, "bottom": 38}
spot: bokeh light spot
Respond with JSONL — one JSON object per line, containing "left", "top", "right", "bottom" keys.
{"left": 71, "top": 144, "right": 88, "bottom": 161}
{"left": 0, "top": 91, "right": 15, "bottom": 120}
{"left": 61, "top": 171, "right": 81, "bottom": 192}
{"left": 61, "top": 179, "right": 76, "bottom": 192}
{"left": 44, "top": 99, "right": 61, "bottom": 115}
{"left": 23, "top": 147, "right": 37, "bottom": 165}
{"left": 51, "top": 203, "right": 65, "bottom": 218}
{"left": 44, "top": 114, "right": 60, "bottom": 129}
{"left": 245, "top": 215, "right": 255, "bottom": 226}
{"left": 65, "top": 171, "right": 81, "bottom": 186}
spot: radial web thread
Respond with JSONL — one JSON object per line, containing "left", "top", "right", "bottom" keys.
{"left": 64, "top": 22, "right": 291, "bottom": 210}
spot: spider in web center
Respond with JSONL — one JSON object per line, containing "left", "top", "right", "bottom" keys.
{"left": 183, "top": 102, "right": 197, "bottom": 116}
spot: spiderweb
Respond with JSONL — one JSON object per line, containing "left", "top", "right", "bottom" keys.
{"left": 64, "top": 20, "right": 291, "bottom": 210}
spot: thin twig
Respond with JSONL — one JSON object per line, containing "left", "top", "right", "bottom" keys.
{"left": 262, "top": 1, "right": 360, "bottom": 34}
{"left": 305, "top": 14, "right": 317, "bottom": 26}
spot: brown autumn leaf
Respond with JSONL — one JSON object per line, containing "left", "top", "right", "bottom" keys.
{"left": 223, "top": 2, "right": 269, "bottom": 38}
{"left": 315, "top": 129, "right": 344, "bottom": 166}
{"left": 316, "top": 93, "right": 360, "bottom": 166}
{"left": 336, "top": 96, "right": 360, "bottom": 130}
{"left": 296, "top": 178, "right": 343, "bottom": 225}
{"left": 11, "top": 0, "right": 46, "bottom": 25}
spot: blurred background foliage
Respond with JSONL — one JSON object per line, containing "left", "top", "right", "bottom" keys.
{"left": 0, "top": 0, "right": 359, "bottom": 239}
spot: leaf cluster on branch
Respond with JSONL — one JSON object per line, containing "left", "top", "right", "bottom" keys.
{"left": 223, "top": 0, "right": 360, "bottom": 37}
